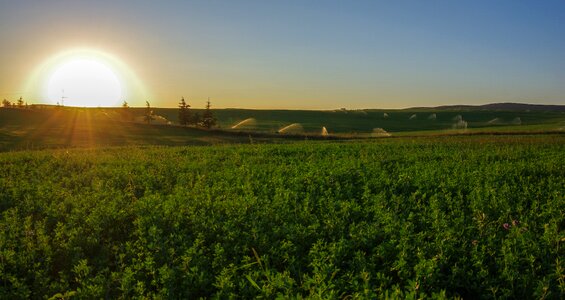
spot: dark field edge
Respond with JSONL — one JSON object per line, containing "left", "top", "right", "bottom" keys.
{"left": 1, "top": 123, "right": 563, "bottom": 154}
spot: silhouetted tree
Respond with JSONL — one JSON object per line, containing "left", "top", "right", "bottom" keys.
{"left": 17, "top": 97, "right": 24, "bottom": 108}
{"left": 2, "top": 99, "right": 10, "bottom": 108}
{"left": 178, "top": 97, "right": 191, "bottom": 126}
{"left": 121, "top": 100, "right": 133, "bottom": 121}
{"left": 144, "top": 101, "right": 154, "bottom": 124}
{"left": 201, "top": 97, "right": 216, "bottom": 129}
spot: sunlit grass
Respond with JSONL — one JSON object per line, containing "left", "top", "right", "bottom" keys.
{"left": 0, "top": 135, "right": 563, "bottom": 298}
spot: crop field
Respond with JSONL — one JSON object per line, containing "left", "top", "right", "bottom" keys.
{"left": 0, "top": 108, "right": 297, "bottom": 152}
{"left": 1, "top": 135, "right": 563, "bottom": 298}
{"left": 155, "top": 107, "right": 565, "bottom": 134}
{"left": 2, "top": 107, "right": 565, "bottom": 152}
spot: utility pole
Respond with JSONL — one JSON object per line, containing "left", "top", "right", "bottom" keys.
{"left": 61, "top": 90, "right": 67, "bottom": 106}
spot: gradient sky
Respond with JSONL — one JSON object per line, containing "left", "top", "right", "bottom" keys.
{"left": 1, "top": 0, "right": 564, "bottom": 109}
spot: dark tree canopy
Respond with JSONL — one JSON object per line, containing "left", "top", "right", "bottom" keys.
{"left": 178, "top": 97, "right": 191, "bottom": 126}
{"left": 201, "top": 97, "right": 216, "bottom": 129}
{"left": 144, "top": 101, "right": 154, "bottom": 124}
{"left": 121, "top": 101, "right": 133, "bottom": 121}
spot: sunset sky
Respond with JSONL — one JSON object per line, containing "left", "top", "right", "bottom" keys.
{"left": 1, "top": 0, "right": 564, "bottom": 109}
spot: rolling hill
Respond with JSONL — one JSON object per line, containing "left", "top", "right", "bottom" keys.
{"left": 1, "top": 103, "right": 564, "bottom": 151}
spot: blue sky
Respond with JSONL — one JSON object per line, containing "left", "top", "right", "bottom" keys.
{"left": 1, "top": 0, "right": 564, "bottom": 108}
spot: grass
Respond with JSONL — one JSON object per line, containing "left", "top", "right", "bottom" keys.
{"left": 0, "top": 108, "right": 286, "bottom": 151}
{"left": 153, "top": 107, "right": 565, "bottom": 134}
{"left": 1, "top": 107, "right": 564, "bottom": 298}
{"left": 0, "top": 135, "right": 564, "bottom": 298}
{"left": 1, "top": 107, "right": 564, "bottom": 151}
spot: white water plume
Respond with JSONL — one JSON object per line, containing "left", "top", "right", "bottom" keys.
{"left": 383, "top": 113, "right": 389, "bottom": 118}
{"left": 231, "top": 118, "right": 256, "bottom": 129}
{"left": 278, "top": 123, "right": 303, "bottom": 134}
{"left": 511, "top": 117, "right": 522, "bottom": 125}
{"left": 371, "top": 128, "right": 391, "bottom": 137}
{"left": 487, "top": 118, "right": 502, "bottom": 125}
{"left": 153, "top": 115, "right": 171, "bottom": 125}
{"left": 321, "top": 126, "right": 329, "bottom": 136}
{"left": 409, "top": 114, "right": 417, "bottom": 120}
{"left": 452, "top": 115, "right": 463, "bottom": 122}
{"left": 353, "top": 110, "right": 368, "bottom": 115}
{"left": 135, "top": 114, "right": 171, "bottom": 125}
{"left": 452, "top": 119, "right": 468, "bottom": 130}
{"left": 428, "top": 113, "right": 436, "bottom": 120}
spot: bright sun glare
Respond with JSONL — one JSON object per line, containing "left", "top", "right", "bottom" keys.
{"left": 47, "top": 58, "right": 123, "bottom": 107}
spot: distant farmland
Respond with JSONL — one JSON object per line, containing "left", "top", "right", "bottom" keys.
{"left": 1, "top": 105, "right": 564, "bottom": 152}
{"left": 153, "top": 106, "right": 565, "bottom": 134}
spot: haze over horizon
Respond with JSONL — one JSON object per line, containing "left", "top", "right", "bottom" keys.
{"left": 1, "top": 0, "right": 564, "bottom": 109}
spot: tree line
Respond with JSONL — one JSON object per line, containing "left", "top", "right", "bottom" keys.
{"left": 3, "top": 96, "right": 217, "bottom": 129}
{"left": 2, "top": 97, "right": 28, "bottom": 108}
{"left": 2, "top": 97, "right": 66, "bottom": 109}
{"left": 122, "top": 97, "right": 217, "bottom": 129}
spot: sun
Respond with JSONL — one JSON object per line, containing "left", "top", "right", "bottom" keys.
{"left": 24, "top": 48, "right": 150, "bottom": 107}
{"left": 46, "top": 58, "right": 123, "bottom": 107}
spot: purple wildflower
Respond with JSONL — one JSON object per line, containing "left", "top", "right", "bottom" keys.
{"left": 503, "top": 223, "right": 510, "bottom": 230}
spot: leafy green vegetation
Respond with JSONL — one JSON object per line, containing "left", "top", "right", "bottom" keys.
{"left": 156, "top": 107, "right": 565, "bottom": 134}
{"left": 2, "top": 106, "right": 564, "bottom": 152}
{"left": 1, "top": 135, "right": 563, "bottom": 298}
{"left": 0, "top": 108, "right": 293, "bottom": 152}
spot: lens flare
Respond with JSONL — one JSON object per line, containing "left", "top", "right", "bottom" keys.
{"left": 24, "top": 48, "right": 149, "bottom": 107}
{"left": 47, "top": 58, "right": 122, "bottom": 107}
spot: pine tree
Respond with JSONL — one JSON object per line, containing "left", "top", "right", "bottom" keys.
{"left": 201, "top": 97, "right": 216, "bottom": 129}
{"left": 178, "top": 97, "right": 191, "bottom": 126}
{"left": 121, "top": 100, "right": 132, "bottom": 121}
{"left": 144, "top": 101, "right": 154, "bottom": 124}
{"left": 17, "top": 97, "right": 24, "bottom": 108}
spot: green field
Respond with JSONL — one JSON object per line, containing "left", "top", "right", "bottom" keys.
{"left": 1, "top": 135, "right": 564, "bottom": 298}
{"left": 156, "top": 107, "right": 565, "bottom": 134}
{"left": 0, "top": 108, "right": 299, "bottom": 152}
{"left": 1, "top": 106, "right": 564, "bottom": 152}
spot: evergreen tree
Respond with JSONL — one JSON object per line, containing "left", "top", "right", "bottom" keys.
{"left": 2, "top": 99, "right": 10, "bottom": 108}
{"left": 178, "top": 97, "right": 191, "bottom": 126}
{"left": 144, "top": 101, "right": 154, "bottom": 124}
{"left": 17, "top": 97, "right": 24, "bottom": 108}
{"left": 201, "top": 97, "right": 216, "bottom": 129}
{"left": 121, "top": 100, "right": 132, "bottom": 121}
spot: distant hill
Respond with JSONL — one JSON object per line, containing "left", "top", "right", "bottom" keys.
{"left": 412, "top": 102, "right": 565, "bottom": 112}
